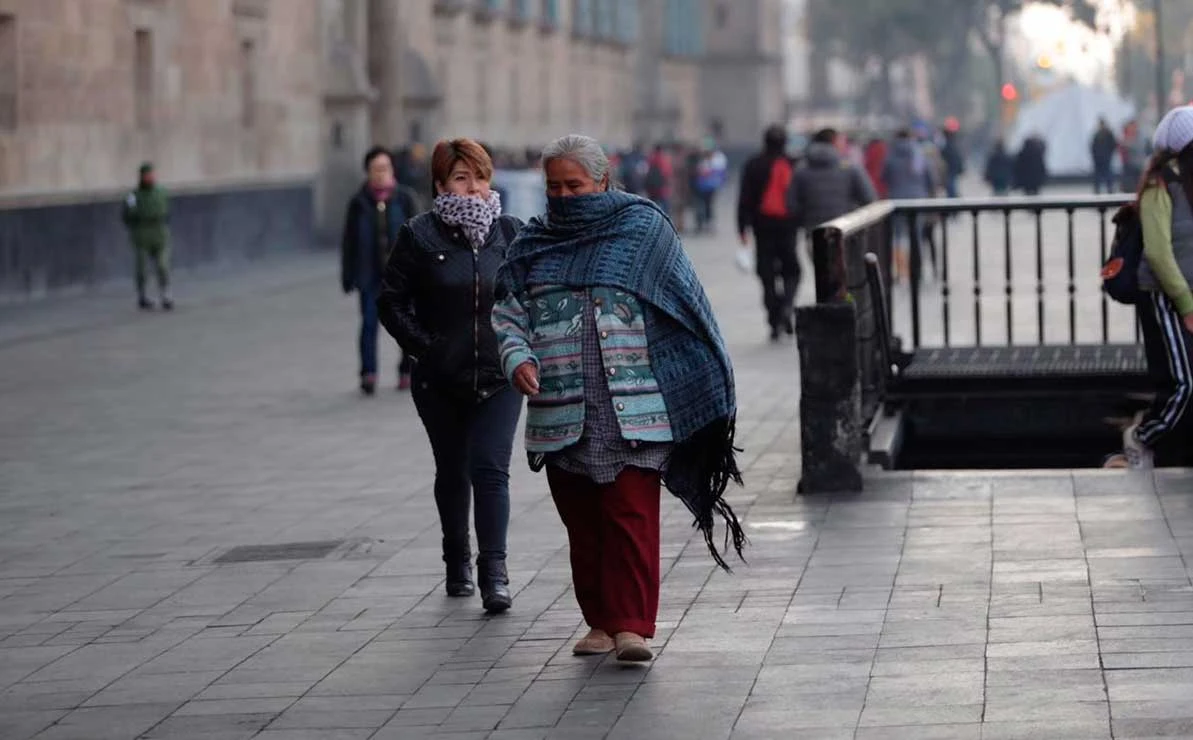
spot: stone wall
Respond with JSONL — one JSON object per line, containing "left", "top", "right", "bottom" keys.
{"left": 0, "top": 0, "right": 322, "bottom": 299}
{"left": 0, "top": 183, "right": 314, "bottom": 300}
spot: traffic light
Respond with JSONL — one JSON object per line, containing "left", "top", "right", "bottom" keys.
{"left": 1001, "top": 83, "right": 1019, "bottom": 101}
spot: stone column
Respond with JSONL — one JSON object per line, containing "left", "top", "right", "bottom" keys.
{"left": 367, "top": 0, "right": 403, "bottom": 145}
{"left": 796, "top": 302, "right": 864, "bottom": 494}
{"left": 318, "top": 0, "right": 376, "bottom": 238}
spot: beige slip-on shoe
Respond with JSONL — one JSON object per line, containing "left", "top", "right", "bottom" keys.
{"left": 614, "top": 632, "right": 653, "bottom": 662}
{"left": 573, "top": 629, "right": 615, "bottom": 656}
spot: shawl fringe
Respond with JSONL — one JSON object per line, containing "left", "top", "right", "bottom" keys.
{"left": 663, "top": 416, "right": 747, "bottom": 571}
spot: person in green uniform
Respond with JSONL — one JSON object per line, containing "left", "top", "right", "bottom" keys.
{"left": 122, "top": 162, "right": 172, "bottom": 310}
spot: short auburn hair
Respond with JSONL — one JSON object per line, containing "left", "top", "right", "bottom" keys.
{"left": 430, "top": 138, "right": 494, "bottom": 189}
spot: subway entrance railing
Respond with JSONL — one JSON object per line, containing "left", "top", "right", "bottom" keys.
{"left": 796, "top": 193, "right": 1146, "bottom": 491}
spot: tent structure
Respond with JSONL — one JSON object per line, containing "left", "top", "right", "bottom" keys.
{"left": 1007, "top": 83, "right": 1137, "bottom": 177}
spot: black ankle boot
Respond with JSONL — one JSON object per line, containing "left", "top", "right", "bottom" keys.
{"left": 445, "top": 559, "right": 475, "bottom": 598}
{"left": 478, "top": 559, "right": 512, "bottom": 613}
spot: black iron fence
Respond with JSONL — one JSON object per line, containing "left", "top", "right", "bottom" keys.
{"left": 810, "top": 193, "right": 1136, "bottom": 420}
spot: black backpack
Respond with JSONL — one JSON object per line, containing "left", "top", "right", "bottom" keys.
{"left": 1101, "top": 203, "right": 1144, "bottom": 305}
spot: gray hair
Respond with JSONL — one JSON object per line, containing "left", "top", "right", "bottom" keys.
{"left": 541, "top": 134, "right": 611, "bottom": 183}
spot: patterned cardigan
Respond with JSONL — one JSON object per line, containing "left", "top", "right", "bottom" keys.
{"left": 491, "top": 285, "right": 673, "bottom": 452}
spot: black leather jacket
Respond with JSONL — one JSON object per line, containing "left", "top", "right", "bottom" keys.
{"left": 378, "top": 211, "right": 523, "bottom": 402}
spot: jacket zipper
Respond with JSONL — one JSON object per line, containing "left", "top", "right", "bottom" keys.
{"left": 472, "top": 244, "right": 480, "bottom": 396}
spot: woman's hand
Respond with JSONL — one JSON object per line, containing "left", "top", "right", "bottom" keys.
{"left": 1184, "top": 313, "right": 1193, "bottom": 335}
{"left": 513, "top": 362, "right": 540, "bottom": 396}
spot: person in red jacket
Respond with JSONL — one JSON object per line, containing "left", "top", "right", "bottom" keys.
{"left": 864, "top": 138, "right": 889, "bottom": 199}
{"left": 738, "top": 125, "right": 800, "bottom": 340}
{"left": 644, "top": 144, "right": 675, "bottom": 214}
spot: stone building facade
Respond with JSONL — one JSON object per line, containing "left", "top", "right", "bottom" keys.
{"left": 354, "top": 0, "right": 704, "bottom": 153}
{"left": 0, "top": 0, "right": 322, "bottom": 198}
{"left": 0, "top": 0, "right": 785, "bottom": 299}
{"left": 324, "top": 0, "right": 782, "bottom": 171}
{"left": 702, "top": 0, "right": 785, "bottom": 158}
{"left": 0, "top": 0, "right": 323, "bottom": 299}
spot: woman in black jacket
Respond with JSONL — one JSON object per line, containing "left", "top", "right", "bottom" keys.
{"left": 378, "top": 138, "right": 523, "bottom": 613}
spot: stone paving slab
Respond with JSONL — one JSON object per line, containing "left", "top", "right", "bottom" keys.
{"left": 1, "top": 208, "right": 1193, "bottom": 739}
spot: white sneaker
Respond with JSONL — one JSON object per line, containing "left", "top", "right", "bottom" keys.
{"left": 1123, "top": 423, "right": 1154, "bottom": 470}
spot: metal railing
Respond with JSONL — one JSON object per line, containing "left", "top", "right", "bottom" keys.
{"left": 811, "top": 193, "right": 1136, "bottom": 419}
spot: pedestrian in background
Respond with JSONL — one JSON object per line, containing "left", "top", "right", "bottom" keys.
{"left": 671, "top": 142, "right": 694, "bottom": 233}
{"left": 122, "top": 162, "right": 172, "bottom": 311}
{"left": 1015, "top": 135, "right": 1048, "bottom": 196}
{"left": 790, "top": 127, "right": 877, "bottom": 236}
{"left": 694, "top": 138, "right": 728, "bottom": 232}
{"left": 984, "top": 140, "right": 1014, "bottom": 196}
{"left": 644, "top": 143, "right": 674, "bottom": 215}
{"left": 378, "top": 138, "right": 525, "bottom": 613}
{"left": 1108, "top": 106, "right": 1193, "bottom": 470}
{"left": 341, "top": 147, "right": 417, "bottom": 395}
{"left": 493, "top": 134, "right": 744, "bottom": 662}
{"left": 790, "top": 127, "right": 878, "bottom": 228}
{"left": 916, "top": 127, "right": 947, "bottom": 278}
{"left": 619, "top": 142, "right": 649, "bottom": 196}
{"left": 941, "top": 119, "right": 966, "bottom": 199}
{"left": 863, "top": 138, "right": 889, "bottom": 199}
{"left": 1120, "top": 119, "right": 1148, "bottom": 194}
{"left": 738, "top": 125, "right": 799, "bottom": 340}
{"left": 1090, "top": 118, "right": 1119, "bottom": 195}
{"left": 883, "top": 129, "right": 937, "bottom": 282}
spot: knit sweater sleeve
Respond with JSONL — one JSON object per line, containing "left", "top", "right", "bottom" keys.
{"left": 1141, "top": 185, "right": 1193, "bottom": 316}
{"left": 491, "top": 292, "right": 539, "bottom": 381}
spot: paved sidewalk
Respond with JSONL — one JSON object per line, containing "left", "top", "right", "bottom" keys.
{"left": 2, "top": 212, "right": 1193, "bottom": 739}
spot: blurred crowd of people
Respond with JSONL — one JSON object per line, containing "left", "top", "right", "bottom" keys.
{"left": 607, "top": 139, "right": 730, "bottom": 235}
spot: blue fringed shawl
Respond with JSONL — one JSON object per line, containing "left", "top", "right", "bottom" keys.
{"left": 496, "top": 191, "right": 746, "bottom": 569}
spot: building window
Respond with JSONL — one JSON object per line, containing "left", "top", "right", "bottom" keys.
{"left": 239, "top": 39, "right": 257, "bottom": 128}
{"left": 513, "top": 0, "right": 534, "bottom": 22}
{"left": 613, "top": 0, "right": 637, "bottom": 43}
{"left": 689, "top": 0, "right": 704, "bottom": 55}
{"left": 664, "top": 0, "right": 702, "bottom": 57}
{"left": 594, "top": 0, "right": 613, "bottom": 39}
{"left": 542, "top": 0, "right": 559, "bottom": 26}
{"left": 572, "top": 0, "right": 592, "bottom": 36}
{"left": 0, "top": 14, "right": 16, "bottom": 131}
{"left": 134, "top": 29, "right": 153, "bottom": 129}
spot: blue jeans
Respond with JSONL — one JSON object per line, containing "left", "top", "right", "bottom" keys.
{"left": 359, "top": 286, "right": 379, "bottom": 376}
{"left": 1093, "top": 169, "right": 1114, "bottom": 194}
{"left": 359, "top": 286, "right": 410, "bottom": 378}
{"left": 695, "top": 191, "right": 715, "bottom": 231}
{"left": 412, "top": 380, "right": 523, "bottom": 563}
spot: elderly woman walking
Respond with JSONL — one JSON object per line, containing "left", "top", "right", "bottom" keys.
{"left": 492, "top": 135, "right": 745, "bottom": 662}
{"left": 379, "top": 138, "right": 524, "bottom": 613}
